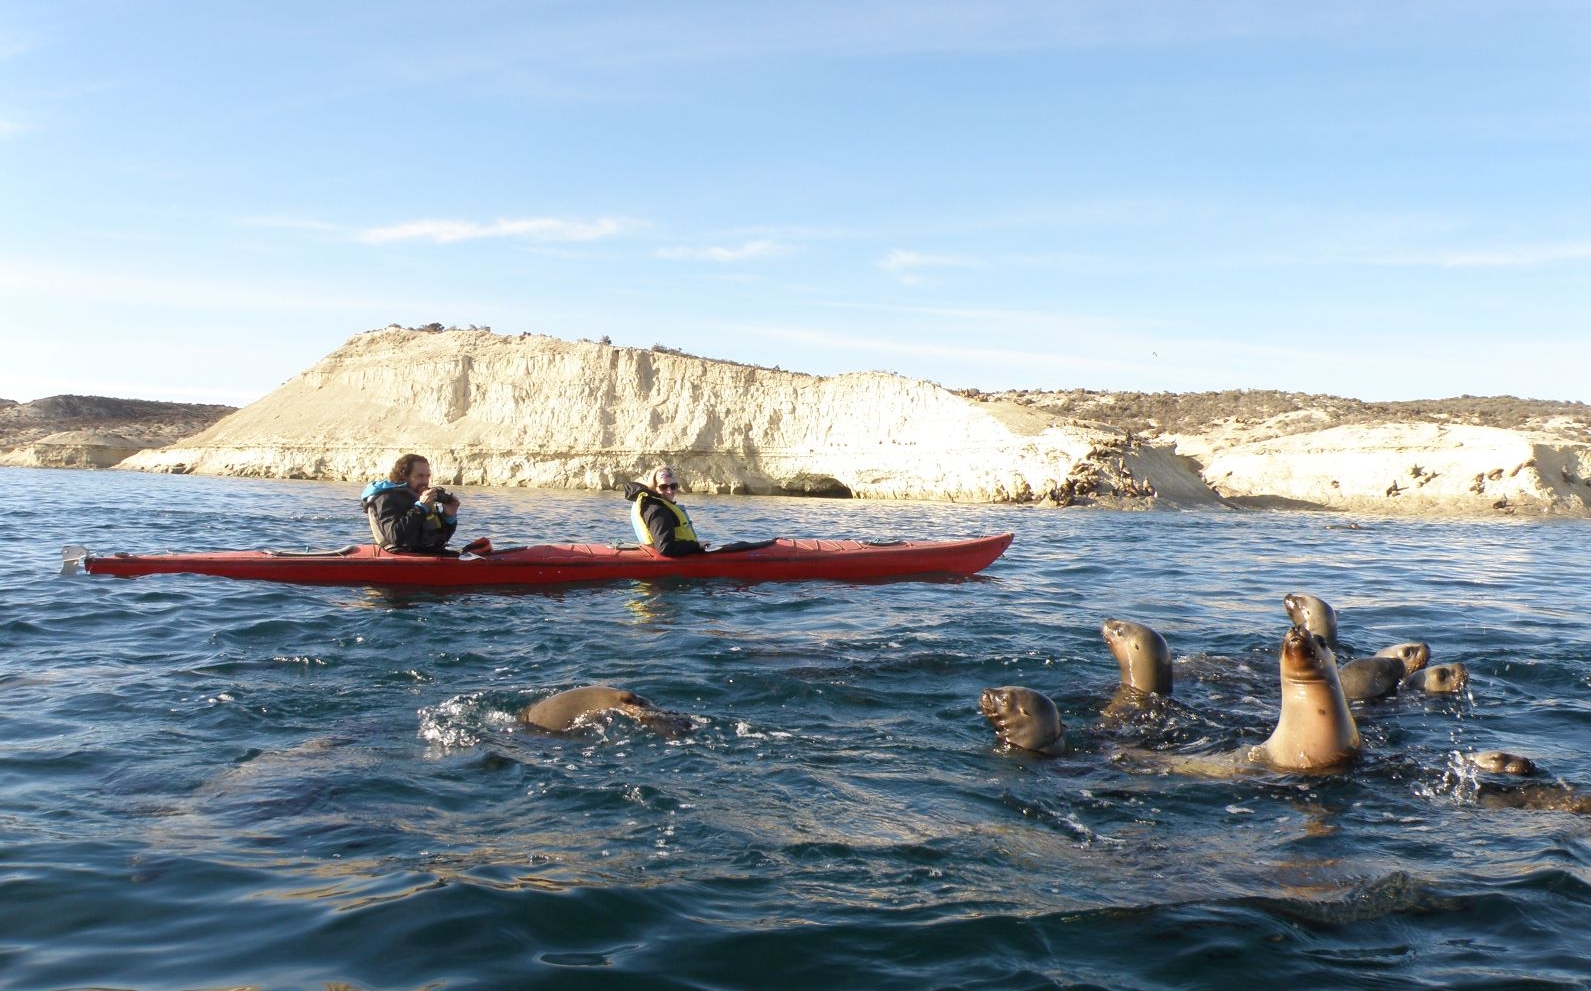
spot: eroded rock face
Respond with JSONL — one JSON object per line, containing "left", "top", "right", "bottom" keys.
{"left": 1198, "top": 422, "right": 1591, "bottom": 516}
{"left": 0, "top": 397, "right": 235, "bottom": 469}
{"left": 123, "top": 328, "right": 1219, "bottom": 506}
{"left": 0, "top": 431, "right": 148, "bottom": 468}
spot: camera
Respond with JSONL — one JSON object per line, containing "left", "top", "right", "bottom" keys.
{"left": 429, "top": 487, "right": 454, "bottom": 503}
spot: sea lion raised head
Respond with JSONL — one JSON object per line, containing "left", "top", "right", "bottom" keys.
{"left": 1101, "top": 618, "right": 1173, "bottom": 696}
{"left": 1249, "top": 624, "right": 1361, "bottom": 772}
{"left": 1372, "top": 641, "right": 1430, "bottom": 673}
{"left": 980, "top": 686, "right": 1066, "bottom": 756}
{"left": 1401, "top": 663, "right": 1469, "bottom": 694}
{"left": 1283, "top": 593, "right": 1338, "bottom": 646}
{"left": 518, "top": 685, "right": 693, "bottom": 738}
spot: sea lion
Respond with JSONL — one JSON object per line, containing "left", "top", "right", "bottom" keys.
{"left": 980, "top": 686, "right": 1066, "bottom": 756}
{"left": 1283, "top": 593, "right": 1338, "bottom": 646}
{"left": 1248, "top": 624, "right": 1362, "bottom": 772}
{"left": 1373, "top": 641, "right": 1431, "bottom": 665}
{"left": 1470, "top": 750, "right": 1536, "bottom": 776}
{"left": 517, "top": 686, "right": 693, "bottom": 738}
{"left": 1337, "top": 641, "right": 1431, "bottom": 701}
{"left": 1400, "top": 663, "right": 1469, "bottom": 694}
{"left": 1477, "top": 782, "right": 1591, "bottom": 813}
{"left": 1101, "top": 618, "right": 1173, "bottom": 696}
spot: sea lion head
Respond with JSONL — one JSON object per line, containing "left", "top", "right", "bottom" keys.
{"left": 1279, "top": 623, "right": 1337, "bottom": 685}
{"left": 1471, "top": 750, "right": 1537, "bottom": 776}
{"left": 1372, "top": 641, "right": 1430, "bottom": 676}
{"left": 1402, "top": 662, "right": 1469, "bottom": 694}
{"left": 594, "top": 689, "right": 695, "bottom": 738}
{"left": 1101, "top": 618, "right": 1173, "bottom": 695}
{"left": 980, "top": 686, "right": 1065, "bottom": 755}
{"left": 1283, "top": 593, "right": 1338, "bottom": 644}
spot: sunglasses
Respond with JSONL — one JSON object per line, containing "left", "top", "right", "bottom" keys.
{"left": 657, "top": 482, "right": 679, "bottom": 491}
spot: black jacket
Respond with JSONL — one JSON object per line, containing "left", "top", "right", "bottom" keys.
{"left": 622, "top": 481, "right": 705, "bottom": 557}
{"left": 361, "top": 483, "right": 457, "bottom": 553}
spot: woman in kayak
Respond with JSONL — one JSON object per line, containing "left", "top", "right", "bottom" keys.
{"left": 361, "top": 453, "right": 460, "bottom": 553}
{"left": 623, "top": 465, "right": 707, "bottom": 557}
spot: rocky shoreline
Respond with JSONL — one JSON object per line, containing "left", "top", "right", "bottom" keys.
{"left": 8, "top": 327, "right": 1591, "bottom": 518}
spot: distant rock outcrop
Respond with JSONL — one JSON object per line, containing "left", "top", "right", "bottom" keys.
{"left": 0, "top": 396, "right": 235, "bottom": 469}
{"left": 121, "top": 327, "right": 1220, "bottom": 507}
{"left": 998, "top": 389, "right": 1591, "bottom": 517}
{"left": 1198, "top": 422, "right": 1591, "bottom": 516}
{"left": 2, "top": 430, "right": 148, "bottom": 469}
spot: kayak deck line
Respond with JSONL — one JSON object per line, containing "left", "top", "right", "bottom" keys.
{"left": 62, "top": 533, "right": 1014, "bottom": 588}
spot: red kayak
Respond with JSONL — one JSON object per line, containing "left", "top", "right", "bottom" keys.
{"left": 62, "top": 534, "right": 1013, "bottom": 588}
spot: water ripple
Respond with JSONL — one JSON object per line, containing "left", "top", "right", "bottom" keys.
{"left": 5, "top": 469, "right": 1591, "bottom": 987}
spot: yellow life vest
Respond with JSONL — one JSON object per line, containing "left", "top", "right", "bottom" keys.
{"left": 630, "top": 492, "right": 699, "bottom": 546}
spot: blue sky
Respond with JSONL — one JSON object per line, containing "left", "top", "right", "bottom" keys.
{"left": 3, "top": 0, "right": 1588, "bottom": 405}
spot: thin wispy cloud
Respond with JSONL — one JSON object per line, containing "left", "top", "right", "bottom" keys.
{"left": 879, "top": 248, "right": 986, "bottom": 285}
{"left": 819, "top": 298, "right": 1161, "bottom": 335}
{"left": 239, "top": 215, "right": 345, "bottom": 233}
{"left": 358, "top": 217, "right": 631, "bottom": 245}
{"left": 1361, "top": 241, "right": 1591, "bottom": 268}
{"left": 750, "top": 321, "right": 1360, "bottom": 394}
{"left": 0, "top": 258, "right": 397, "bottom": 312}
{"left": 0, "top": 32, "right": 34, "bottom": 61}
{"left": 530, "top": 0, "right": 1425, "bottom": 65}
{"left": 656, "top": 240, "right": 791, "bottom": 262}
{"left": 752, "top": 324, "right": 1141, "bottom": 379}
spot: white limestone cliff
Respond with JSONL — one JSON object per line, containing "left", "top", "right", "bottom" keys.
{"left": 115, "top": 327, "right": 1591, "bottom": 517}
{"left": 122, "top": 328, "right": 1207, "bottom": 506}
{"left": 1193, "top": 421, "right": 1591, "bottom": 516}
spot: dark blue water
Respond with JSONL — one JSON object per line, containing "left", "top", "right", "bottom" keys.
{"left": 5, "top": 466, "right": 1591, "bottom": 989}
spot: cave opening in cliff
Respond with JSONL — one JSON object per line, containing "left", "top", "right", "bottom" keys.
{"left": 785, "top": 477, "right": 853, "bottom": 498}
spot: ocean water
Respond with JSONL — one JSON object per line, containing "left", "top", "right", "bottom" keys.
{"left": 5, "top": 465, "right": 1591, "bottom": 990}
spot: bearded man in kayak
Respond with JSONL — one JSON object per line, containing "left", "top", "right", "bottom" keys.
{"left": 361, "top": 453, "right": 460, "bottom": 553}
{"left": 623, "top": 465, "right": 707, "bottom": 557}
